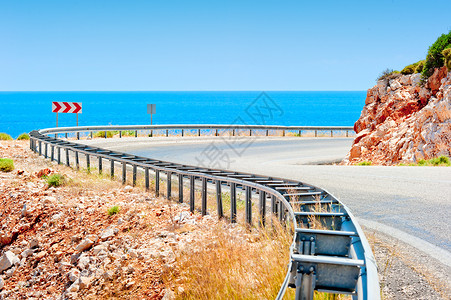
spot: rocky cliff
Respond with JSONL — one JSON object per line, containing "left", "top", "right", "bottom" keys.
{"left": 343, "top": 66, "right": 451, "bottom": 165}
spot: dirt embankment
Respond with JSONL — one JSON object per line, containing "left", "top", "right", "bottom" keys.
{"left": 0, "top": 140, "right": 226, "bottom": 299}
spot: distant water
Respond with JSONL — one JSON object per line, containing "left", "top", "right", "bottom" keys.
{"left": 0, "top": 91, "right": 365, "bottom": 138}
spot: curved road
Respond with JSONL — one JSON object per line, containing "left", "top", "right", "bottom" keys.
{"left": 82, "top": 136, "right": 451, "bottom": 286}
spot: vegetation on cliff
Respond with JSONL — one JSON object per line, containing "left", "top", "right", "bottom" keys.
{"left": 400, "top": 60, "right": 425, "bottom": 75}
{"left": 422, "top": 30, "right": 451, "bottom": 79}
{"left": 443, "top": 48, "right": 451, "bottom": 71}
{"left": 379, "top": 30, "right": 451, "bottom": 80}
{"left": 376, "top": 68, "right": 400, "bottom": 81}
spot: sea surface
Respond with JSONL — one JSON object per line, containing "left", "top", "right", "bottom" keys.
{"left": 0, "top": 91, "right": 365, "bottom": 138}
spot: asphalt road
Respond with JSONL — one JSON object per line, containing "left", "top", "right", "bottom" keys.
{"left": 82, "top": 137, "right": 451, "bottom": 261}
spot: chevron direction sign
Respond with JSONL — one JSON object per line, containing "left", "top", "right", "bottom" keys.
{"left": 52, "top": 102, "right": 82, "bottom": 114}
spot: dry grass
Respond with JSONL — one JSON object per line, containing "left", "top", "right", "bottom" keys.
{"left": 163, "top": 220, "right": 294, "bottom": 300}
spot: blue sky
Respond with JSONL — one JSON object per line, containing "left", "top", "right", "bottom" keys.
{"left": 1, "top": 0, "right": 450, "bottom": 91}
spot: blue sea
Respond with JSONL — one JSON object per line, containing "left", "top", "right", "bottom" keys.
{"left": 0, "top": 91, "right": 365, "bottom": 138}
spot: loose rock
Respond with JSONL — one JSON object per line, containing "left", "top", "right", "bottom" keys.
{"left": 75, "top": 238, "right": 95, "bottom": 252}
{"left": 68, "top": 268, "right": 80, "bottom": 282}
{"left": 0, "top": 251, "right": 19, "bottom": 272}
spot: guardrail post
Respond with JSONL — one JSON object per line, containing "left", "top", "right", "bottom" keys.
{"left": 166, "top": 171, "right": 172, "bottom": 199}
{"left": 166, "top": 129, "right": 169, "bottom": 137}
{"left": 215, "top": 129, "right": 218, "bottom": 136}
{"left": 145, "top": 167, "right": 149, "bottom": 191}
{"left": 198, "top": 129, "right": 201, "bottom": 136}
{"left": 50, "top": 145, "right": 54, "bottom": 161}
{"left": 155, "top": 170, "right": 160, "bottom": 196}
{"left": 315, "top": 130, "right": 317, "bottom": 137}
{"left": 77, "top": 132, "right": 80, "bottom": 140}
{"left": 182, "top": 129, "right": 184, "bottom": 137}
{"left": 119, "top": 131, "right": 122, "bottom": 138}
{"left": 110, "top": 159, "right": 115, "bottom": 178}
{"left": 295, "top": 271, "right": 315, "bottom": 300}
{"left": 231, "top": 182, "right": 237, "bottom": 223}
{"left": 65, "top": 133, "right": 68, "bottom": 139}
{"left": 86, "top": 154, "right": 90, "bottom": 172}
{"left": 299, "top": 130, "right": 302, "bottom": 137}
{"left": 201, "top": 177, "right": 207, "bottom": 216}
{"left": 38, "top": 141, "right": 42, "bottom": 156}
{"left": 330, "top": 130, "right": 333, "bottom": 137}
{"left": 57, "top": 147, "right": 61, "bottom": 164}
{"left": 90, "top": 131, "right": 93, "bottom": 139}
{"left": 232, "top": 129, "right": 235, "bottom": 136}
{"left": 122, "top": 162, "right": 126, "bottom": 185}
{"left": 216, "top": 180, "right": 223, "bottom": 218}
{"left": 271, "top": 195, "right": 277, "bottom": 214}
{"left": 245, "top": 186, "right": 252, "bottom": 225}
{"left": 45, "top": 143, "right": 48, "bottom": 158}
{"left": 189, "top": 175, "right": 195, "bottom": 212}
{"left": 178, "top": 174, "right": 183, "bottom": 203}
{"left": 346, "top": 130, "right": 349, "bottom": 137}
{"left": 104, "top": 131, "right": 107, "bottom": 139}
{"left": 249, "top": 129, "right": 252, "bottom": 136}
{"left": 75, "top": 151, "right": 79, "bottom": 170}
{"left": 259, "top": 191, "right": 266, "bottom": 227}
{"left": 150, "top": 130, "right": 153, "bottom": 137}
{"left": 283, "top": 130, "right": 285, "bottom": 137}
{"left": 278, "top": 201, "right": 284, "bottom": 222}
{"left": 66, "top": 149, "right": 70, "bottom": 167}
{"left": 266, "top": 129, "right": 269, "bottom": 136}
{"left": 135, "top": 130, "right": 138, "bottom": 138}
{"left": 133, "top": 165, "right": 137, "bottom": 186}
{"left": 99, "top": 157, "right": 103, "bottom": 174}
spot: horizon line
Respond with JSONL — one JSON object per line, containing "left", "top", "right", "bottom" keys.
{"left": 0, "top": 90, "right": 367, "bottom": 92}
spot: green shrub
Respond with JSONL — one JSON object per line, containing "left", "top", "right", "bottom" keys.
{"left": 415, "top": 60, "right": 425, "bottom": 73}
{"left": 401, "top": 63, "right": 416, "bottom": 75}
{"left": 417, "top": 159, "right": 427, "bottom": 166}
{"left": 17, "top": 133, "right": 30, "bottom": 140}
{"left": 108, "top": 205, "right": 120, "bottom": 216}
{"left": 413, "top": 156, "right": 450, "bottom": 166}
{"left": 93, "top": 131, "right": 114, "bottom": 138}
{"left": 401, "top": 60, "right": 424, "bottom": 75}
{"left": 421, "top": 30, "right": 451, "bottom": 80}
{"left": 121, "top": 130, "right": 135, "bottom": 136}
{"left": 46, "top": 174, "right": 66, "bottom": 187}
{"left": 377, "top": 69, "right": 400, "bottom": 81}
{"left": 429, "top": 155, "right": 450, "bottom": 166}
{"left": 0, "top": 133, "right": 13, "bottom": 140}
{"left": 357, "top": 161, "right": 372, "bottom": 166}
{"left": 442, "top": 48, "right": 451, "bottom": 71}
{"left": 0, "top": 158, "right": 14, "bottom": 172}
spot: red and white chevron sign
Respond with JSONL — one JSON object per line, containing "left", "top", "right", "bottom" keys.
{"left": 52, "top": 102, "right": 82, "bottom": 114}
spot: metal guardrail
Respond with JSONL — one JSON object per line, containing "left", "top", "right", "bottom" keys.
{"left": 38, "top": 124, "right": 355, "bottom": 139}
{"left": 29, "top": 125, "right": 379, "bottom": 300}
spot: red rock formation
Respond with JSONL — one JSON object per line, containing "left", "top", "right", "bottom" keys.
{"left": 343, "top": 67, "right": 451, "bottom": 165}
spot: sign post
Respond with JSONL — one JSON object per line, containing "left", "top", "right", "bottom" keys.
{"left": 147, "top": 104, "right": 156, "bottom": 125}
{"left": 52, "top": 102, "right": 82, "bottom": 137}
{"left": 147, "top": 104, "right": 156, "bottom": 137}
